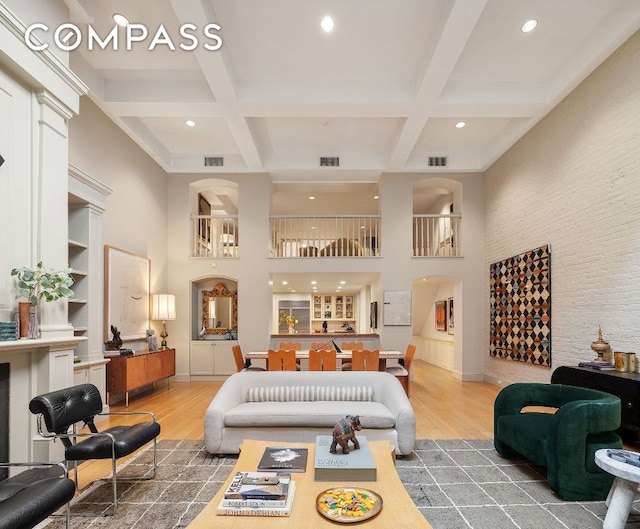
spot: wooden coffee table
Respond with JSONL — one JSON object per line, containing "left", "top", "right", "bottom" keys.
{"left": 188, "top": 439, "right": 432, "bottom": 528}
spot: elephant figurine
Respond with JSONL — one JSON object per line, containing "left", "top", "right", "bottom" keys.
{"left": 330, "top": 415, "right": 362, "bottom": 454}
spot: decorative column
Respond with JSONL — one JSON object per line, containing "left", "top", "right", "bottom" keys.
{"left": 34, "top": 90, "right": 75, "bottom": 338}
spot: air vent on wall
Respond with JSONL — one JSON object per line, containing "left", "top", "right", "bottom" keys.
{"left": 320, "top": 156, "right": 340, "bottom": 167}
{"left": 204, "top": 156, "right": 224, "bottom": 167}
{"left": 428, "top": 156, "right": 448, "bottom": 167}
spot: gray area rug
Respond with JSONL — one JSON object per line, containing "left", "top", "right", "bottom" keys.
{"left": 37, "top": 438, "right": 640, "bottom": 528}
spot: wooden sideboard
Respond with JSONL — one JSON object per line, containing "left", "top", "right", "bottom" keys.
{"left": 551, "top": 365, "right": 640, "bottom": 435}
{"left": 106, "top": 348, "right": 175, "bottom": 406}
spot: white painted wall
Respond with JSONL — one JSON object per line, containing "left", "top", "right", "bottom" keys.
{"left": 68, "top": 97, "right": 169, "bottom": 350}
{"left": 484, "top": 29, "right": 640, "bottom": 387}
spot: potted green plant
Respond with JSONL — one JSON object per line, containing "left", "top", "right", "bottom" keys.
{"left": 11, "top": 262, "right": 75, "bottom": 338}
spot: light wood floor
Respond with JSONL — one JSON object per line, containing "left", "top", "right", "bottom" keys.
{"left": 75, "top": 360, "right": 501, "bottom": 486}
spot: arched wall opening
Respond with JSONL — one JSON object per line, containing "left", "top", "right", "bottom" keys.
{"left": 412, "top": 275, "right": 459, "bottom": 372}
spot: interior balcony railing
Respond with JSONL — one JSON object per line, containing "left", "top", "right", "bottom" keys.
{"left": 192, "top": 215, "right": 239, "bottom": 258}
{"left": 270, "top": 215, "right": 381, "bottom": 258}
{"left": 413, "top": 214, "right": 461, "bottom": 257}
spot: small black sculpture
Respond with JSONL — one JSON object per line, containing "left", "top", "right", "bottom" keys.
{"left": 104, "top": 325, "right": 123, "bottom": 351}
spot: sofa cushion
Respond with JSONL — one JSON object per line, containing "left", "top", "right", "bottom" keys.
{"left": 224, "top": 401, "right": 395, "bottom": 429}
{"left": 246, "top": 385, "right": 375, "bottom": 403}
{"left": 496, "top": 412, "right": 553, "bottom": 467}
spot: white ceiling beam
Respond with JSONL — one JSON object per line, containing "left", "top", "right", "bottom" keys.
{"left": 168, "top": 0, "right": 263, "bottom": 170}
{"left": 388, "top": 0, "right": 489, "bottom": 170}
{"left": 63, "top": 0, "right": 94, "bottom": 23}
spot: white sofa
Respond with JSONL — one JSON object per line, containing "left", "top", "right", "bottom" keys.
{"left": 204, "top": 370, "right": 416, "bottom": 455}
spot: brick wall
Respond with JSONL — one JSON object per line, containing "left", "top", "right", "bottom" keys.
{"left": 484, "top": 29, "right": 640, "bottom": 385}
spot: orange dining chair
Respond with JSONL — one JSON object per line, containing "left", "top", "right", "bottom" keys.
{"left": 386, "top": 344, "right": 416, "bottom": 396}
{"left": 279, "top": 341, "right": 301, "bottom": 350}
{"left": 279, "top": 342, "right": 302, "bottom": 367}
{"left": 340, "top": 342, "right": 363, "bottom": 370}
{"left": 309, "top": 349, "right": 337, "bottom": 371}
{"left": 267, "top": 349, "right": 298, "bottom": 371}
{"left": 349, "top": 349, "right": 380, "bottom": 372}
{"left": 232, "top": 345, "right": 266, "bottom": 372}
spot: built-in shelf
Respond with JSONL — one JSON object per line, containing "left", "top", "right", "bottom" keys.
{"left": 68, "top": 239, "right": 88, "bottom": 249}
{"left": 70, "top": 270, "right": 87, "bottom": 276}
{"left": 68, "top": 298, "right": 88, "bottom": 304}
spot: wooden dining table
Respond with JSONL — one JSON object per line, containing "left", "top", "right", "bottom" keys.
{"left": 245, "top": 349, "right": 403, "bottom": 371}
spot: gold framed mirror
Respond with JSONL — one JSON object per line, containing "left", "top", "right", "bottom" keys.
{"left": 202, "top": 283, "right": 238, "bottom": 334}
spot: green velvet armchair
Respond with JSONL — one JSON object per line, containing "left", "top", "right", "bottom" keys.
{"left": 494, "top": 383, "right": 622, "bottom": 500}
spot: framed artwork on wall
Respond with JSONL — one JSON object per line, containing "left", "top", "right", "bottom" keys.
{"left": 435, "top": 300, "right": 447, "bottom": 331}
{"left": 370, "top": 301, "right": 378, "bottom": 329}
{"left": 104, "top": 245, "right": 150, "bottom": 341}
{"left": 383, "top": 290, "right": 412, "bottom": 326}
{"left": 489, "top": 244, "right": 551, "bottom": 367}
{"left": 447, "top": 297, "right": 454, "bottom": 335}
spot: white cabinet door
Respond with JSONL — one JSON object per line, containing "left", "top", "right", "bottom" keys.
{"left": 213, "top": 341, "right": 237, "bottom": 376}
{"left": 190, "top": 342, "right": 215, "bottom": 375}
{"left": 88, "top": 363, "right": 106, "bottom": 400}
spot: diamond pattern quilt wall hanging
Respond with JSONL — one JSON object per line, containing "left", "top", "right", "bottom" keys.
{"left": 490, "top": 245, "right": 551, "bottom": 367}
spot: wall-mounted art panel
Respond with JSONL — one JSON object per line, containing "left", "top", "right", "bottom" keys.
{"left": 490, "top": 245, "right": 551, "bottom": 367}
{"left": 104, "top": 246, "right": 150, "bottom": 341}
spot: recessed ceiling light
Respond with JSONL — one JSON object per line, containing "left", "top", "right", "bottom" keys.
{"left": 311, "top": 281, "right": 317, "bottom": 285}
{"left": 522, "top": 19, "right": 538, "bottom": 33}
{"left": 339, "top": 281, "right": 346, "bottom": 285}
{"left": 186, "top": 120, "right": 196, "bottom": 127}
{"left": 321, "top": 15, "right": 334, "bottom": 33}
{"left": 374, "top": 195, "right": 379, "bottom": 200}
{"left": 282, "top": 281, "right": 288, "bottom": 285}
{"left": 455, "top": 121, "right": 466, "bottom": 128}
{"left": 309, "top": 196, "right": 315, "bottom": 200}
{"left": 113, "top": 13, "right": 129, "bottom": 27}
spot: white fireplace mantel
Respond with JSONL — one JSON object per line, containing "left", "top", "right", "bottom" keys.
{"left": 0, "top": 336, "right": 85, "bottom": 353}
{"left": 1, "top": 335, "right": 86, "bottom": 464}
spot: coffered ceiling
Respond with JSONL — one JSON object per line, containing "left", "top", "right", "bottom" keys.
{"left": 64, "top": 0, "right": 640, "bottom": 182}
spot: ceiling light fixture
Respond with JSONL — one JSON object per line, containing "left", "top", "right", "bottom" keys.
{"left": 321, "top": 15, "right": 334, "bottom": 33}
{"left": 186, "top": 120, "right": 196, "bottom": 127}
{"left": 311, "top": 281, "right": 317, "bottom": 285}
{"left": 455, "top": 121, "right": 466, "bottom": 128}
{"left": 113, "top": 13, "right": 129, "bottom": 27}
{"left": 282, "top": 281, "right": 288, "bottom": 285}
{"left": 522, "top": 19, "right": 538, "bottom": 33}
{"left": 309, "top": 196, "right": 315, "bottom": 200}
{"left": 374, "top": 195, "right": 379, "bottom": 200}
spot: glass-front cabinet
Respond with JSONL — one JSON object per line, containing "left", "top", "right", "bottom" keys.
{"left": 312, "top": 294, "right": 356, "bottom": 332}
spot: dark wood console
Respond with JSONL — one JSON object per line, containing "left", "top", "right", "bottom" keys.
{"left": 106, "top": 348, "right": 175, "bottom": 406}
{"left": 551, "top": 365, "right": 640, "bottom": 434}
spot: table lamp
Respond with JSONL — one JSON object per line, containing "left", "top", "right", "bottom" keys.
{"left": 151, "top": 294, "right": 176, "bottom": 350}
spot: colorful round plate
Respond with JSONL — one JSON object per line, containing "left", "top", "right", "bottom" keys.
{"left": 315, "top": 487, "right": 382, "bottom": 524}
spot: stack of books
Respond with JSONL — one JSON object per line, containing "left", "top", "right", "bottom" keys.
{"left": 216, "top": 471, "right": 296, "bottom": 517}
{"left": 314, "top": 435, "right": 377, "bottom": 481}
{"left": 578, "top": 360, "right": 615, "bottom": 370}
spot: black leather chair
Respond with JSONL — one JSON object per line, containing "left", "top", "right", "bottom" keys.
{"left": 0, "top": 462, "right": 74, "bottom": 529}
{"left": 28, "top": 383, "right": 160, "bottom": 515}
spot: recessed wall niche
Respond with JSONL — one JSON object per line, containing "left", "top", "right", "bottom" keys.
{"left": 191, "top": 277, "right": 238, "bottom": 340}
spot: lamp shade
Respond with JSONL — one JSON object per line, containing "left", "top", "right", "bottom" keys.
{"left": 151, "top": 294, "right": 176, "bottom": 321}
